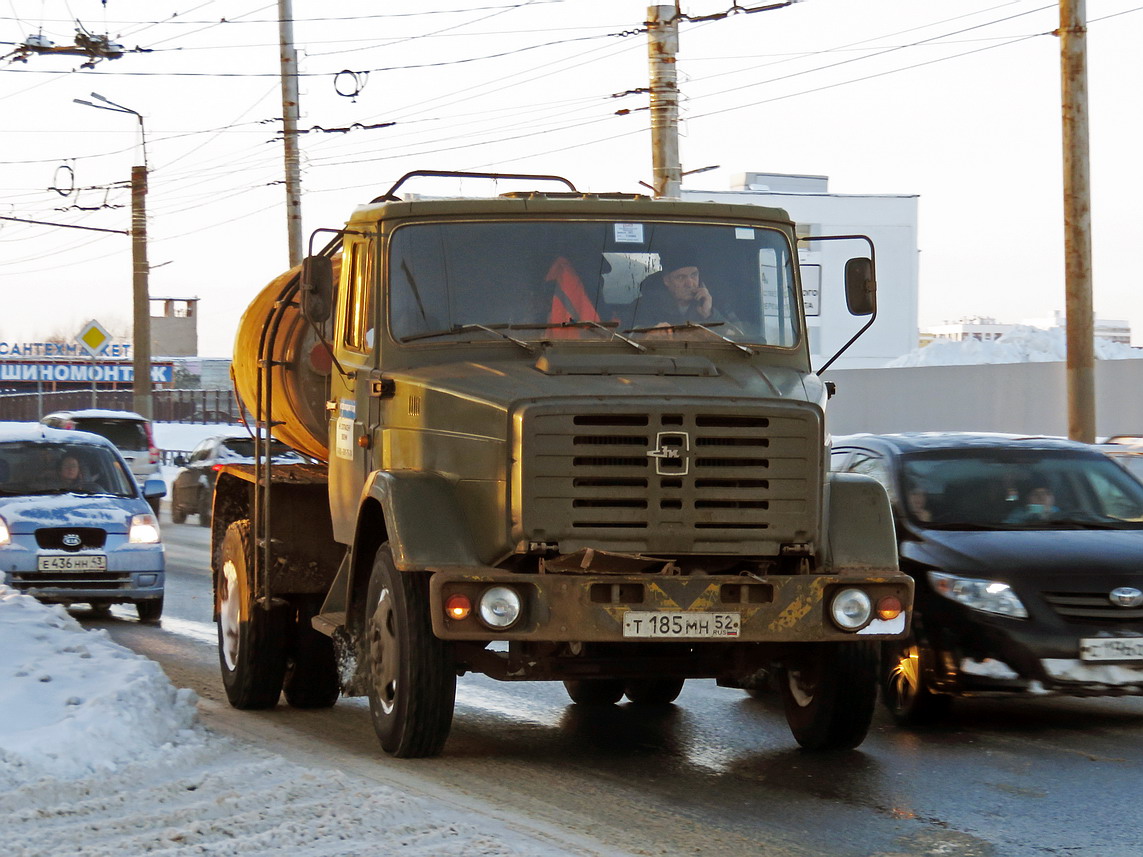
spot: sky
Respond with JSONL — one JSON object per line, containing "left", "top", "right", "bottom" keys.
{"left": 0, "top": 585, "right": 599, "bottom": 854}
{"left": 2, "top": 0, "right": 1142, "bottom": 356}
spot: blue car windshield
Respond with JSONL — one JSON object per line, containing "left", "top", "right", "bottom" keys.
{"left": 388, "top": 220, "right": 801, "bottom": 348}
{"left": 0, "top": 442, "right": 136, "bottom": 497}
{"left": 900, "top": 449, "right": 1143, "bottom": 529}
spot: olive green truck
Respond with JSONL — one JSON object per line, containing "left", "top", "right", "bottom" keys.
{"left": 210, "top": 171, "right": 913, "bottom": 757}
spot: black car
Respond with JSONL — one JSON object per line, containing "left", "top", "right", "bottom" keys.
{"left": 170, "top": 435, "right": 305, "bottom": 526}
{"left": 831, "top": 432, "right": 1143, "bottom": 724}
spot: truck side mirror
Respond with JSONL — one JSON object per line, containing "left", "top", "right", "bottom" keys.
{"left": 844, "top": 257, "right": 876, "bottom": 316}
{"left": 300, "top": 255, "right": 333, "bottom": 324}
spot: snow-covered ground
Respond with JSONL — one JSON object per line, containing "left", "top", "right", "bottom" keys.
{"left": 0, "top": 586, "right": 603, "bottom": 856}
{"left": 888, "top": 325, "right": 1143, "bottom": 367}
{"left": 1, "top": 423, "right": 601, "bottom": 856}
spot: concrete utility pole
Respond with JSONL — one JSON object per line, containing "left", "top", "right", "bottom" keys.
{"left": 130, "top": 164, "right": 152, "bottom": 419}
{"left": 278, "top": 0, "right": 303, "bottom": 267}
{"left": 1059, "top": 0, "right": 1095, "bottom": 442}
{"left": 74, "top": 92, "right": 152, "bottom": 419}
{"left": 647, "top": 5, "right": 682, "bottom": 199}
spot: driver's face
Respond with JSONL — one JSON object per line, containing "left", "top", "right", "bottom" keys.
{"left": 663, "top": 266, "right": 701, "bottom": 303}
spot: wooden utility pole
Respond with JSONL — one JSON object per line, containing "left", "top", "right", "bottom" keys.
{"left": 647, "top": 5, "right": 682, "bottom": 199}
{"left": 1059, "top": 0, "right": 1095, "bottom": 442}
{"left": 278, "top": 0, "right": 303, "bottom": 267}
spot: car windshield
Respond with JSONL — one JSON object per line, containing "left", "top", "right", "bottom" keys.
{"left": 220, "top": 438, "right": 302, "bottom": 461}
{"left": 900, "top": 448, "right": 1143, "bottom": 530}
{"left": 388, "top": 220, "right": 800, "bottom": 348}
{"left": 0, "top": 441, "right": 136, "bottom": 497}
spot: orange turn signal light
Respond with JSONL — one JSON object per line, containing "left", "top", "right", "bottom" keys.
{"left": 445, "top": 593, "right": 471, "bottom": 621}
{"left": 876, "top": 596, "right": 903, "bottom": 621}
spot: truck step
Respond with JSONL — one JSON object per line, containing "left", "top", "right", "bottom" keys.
{"left": 311, "top": 611, "right": 345, "bottom": 636}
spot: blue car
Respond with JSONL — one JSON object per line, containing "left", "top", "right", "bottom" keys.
{"left": 0, "top": 424, "right": 166, "bottom": 621}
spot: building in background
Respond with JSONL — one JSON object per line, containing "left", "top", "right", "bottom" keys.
{"left": 684, "top": 172, "right": 920, "bottom": 370}
{"left": 150, "top": 297, "right": 199, "bottom": 358}
{"left": 925, "top": 311, "right": 1133, "bottom": 346}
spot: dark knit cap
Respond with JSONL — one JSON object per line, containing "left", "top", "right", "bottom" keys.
{"left": 656, "top": 247, "right": 700, "bottom": 274}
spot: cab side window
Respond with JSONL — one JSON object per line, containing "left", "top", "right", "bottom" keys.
{"left": 342, "top": 240, "right": 375, "bottom": 353}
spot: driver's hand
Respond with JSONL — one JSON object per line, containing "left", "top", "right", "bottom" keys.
{"left": 694, "top": 285, "right": 713, "bottom": 319}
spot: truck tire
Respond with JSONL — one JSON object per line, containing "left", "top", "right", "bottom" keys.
{"left": 217, "top": 520, "right": 288, "bottom": 709}
{"left": 365, "top": 544, "right": 456, "bottom": 758}
{"left": 283, "top": 610, "right": 340, "bottom": 709}
{"left": 881, "top": 639, "right": 952, "bottom": 726}
{"left": 563, "top": 679, "right": 625, "bottom": 705}
{"left": 624, "top": 678, "right": 685, "bottom": 705}
{"left": 778, "top": 641, "right": 878, "bottom": 751}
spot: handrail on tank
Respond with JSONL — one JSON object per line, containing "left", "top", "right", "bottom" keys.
{"left": 251, "top": 231, "right": 343, "bottom": 610}
{"left": 371, "top": 169, "right": 579, "bottom": 203}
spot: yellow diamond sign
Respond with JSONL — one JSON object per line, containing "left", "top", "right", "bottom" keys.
{"left": 77, "top": 319, "right": 111, "bottom": 358}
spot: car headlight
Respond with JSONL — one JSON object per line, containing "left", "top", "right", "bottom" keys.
{"left": 928, "top": 571, "right": 1027, "bottom": 618}
{"left": 0, "top": 515, "right": 9, "bottom": 546}
{"left": 129, "top": 513, "right": 161, "bottom": 544}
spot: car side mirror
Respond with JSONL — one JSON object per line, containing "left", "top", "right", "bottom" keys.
{"left": 300, "top": 255, "right": 333, "bottom": 324}
{"left": 844, "top": 257, "right": 876, "bottom": 316}
{"left": 142, "top": 478, "right": 167, "bottom": 499}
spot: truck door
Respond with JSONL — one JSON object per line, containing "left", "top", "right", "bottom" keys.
{"left": 328, "top": 233, "right": 377, "bottom": 542}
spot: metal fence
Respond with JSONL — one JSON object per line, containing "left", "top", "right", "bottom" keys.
{"left": 0, "top": 389, "right": 243, "bottom": 424}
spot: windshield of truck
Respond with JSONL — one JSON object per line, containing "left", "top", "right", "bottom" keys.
{"left": 388, "top": 220, "right": 800, "bottom": 347}
{"left": 900, "top": 448, "right": 1143, "bottom": 530}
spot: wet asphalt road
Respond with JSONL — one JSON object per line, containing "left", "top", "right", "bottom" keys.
{"left": 82, "top": 523, "right": 1143, "bottom": 857}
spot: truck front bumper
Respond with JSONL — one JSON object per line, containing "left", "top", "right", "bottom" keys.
{"left": 428, "top": 568, "right": 912, "bottom": 643}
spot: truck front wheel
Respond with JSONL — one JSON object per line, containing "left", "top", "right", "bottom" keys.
{"left": 217, "top": 520, "right": 288, "bottom": 709}
{"left": 778, "top": 641, "right": 878, "bottom": 751}
{"left": 365, "top": 544, "right": 456, "bottom": 758}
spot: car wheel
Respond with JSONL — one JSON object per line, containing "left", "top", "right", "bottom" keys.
{"left": 136, "top": 597, "right": 163, "bottom": 623}
{"left": 366, "top": 543, "right": 456, "bottom": 757}
{"left": 778, "top": 641, "right": 878, "bottom": 751}
{"left": 170, "top": 488, "right": 187, "bottom": 524}
{"left": 563, "top": 678, "right": 625, "bottom": 705}
{"left": 624, "top": 678, "right": 685, "bottom": 704}
{"left": 283, "top": 604, "right": 340, "bottom": 709}
{"left": 198, "top": 489, "right": 212, "bottom": 528}
{"left": 88, "top": 601, "right": 112, "bottom": 617}
{"left": 882, "top": 640, "right": 953, "bottom": 726}
{"left": 217, "top": 520, "right": 288, "bottom": 709}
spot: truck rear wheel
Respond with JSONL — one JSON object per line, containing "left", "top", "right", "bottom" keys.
{"left": 365, "top": 544, "right": 456, "bottom": 758}
{"left": 217, "top": 520, "right": 288, "bottom": 709}
{"left": 779, "top": 641, "right": 877, "bottom": 751}
{"left": 624, "top": 678, "right": 685, "bottom": 704}
{"left": 283, "top": 606, "right": 340, "bottom": 710}
{"left": 563, "top": 679, "right": 625, "bottom": 705}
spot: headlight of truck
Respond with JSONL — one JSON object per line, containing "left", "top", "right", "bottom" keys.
{"left": 0, "top": 515, "right": 9, "bottom": 546}
{"left": 478, "top": 586, "right": 522, "bottom": 629}
{"left": 129, "top": 513, "right": 161, "bottom": 544}
{"left": 928, "top": 571, "right": 1028, "bottom": 618}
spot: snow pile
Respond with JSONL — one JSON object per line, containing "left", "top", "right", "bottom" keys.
{"left": 888, "top": 325, "right": 1143, "bottom": 367}
{"left": 0, "top": 586, "right": 202, "bottom": 785}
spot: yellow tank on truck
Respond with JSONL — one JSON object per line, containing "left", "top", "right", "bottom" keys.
{"left": 231, "top": 257, "right": 339, "bottom": 463}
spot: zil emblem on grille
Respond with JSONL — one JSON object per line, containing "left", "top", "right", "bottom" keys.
{"left": 1109, "top": 587, "right": 1143, "bottom": 608}
{"left": 646, "top": 431, "right": 689, "bottom": 476}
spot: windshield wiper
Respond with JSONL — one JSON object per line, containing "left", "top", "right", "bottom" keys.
{"left": 623, "top": 321, "right": 755, "bottom": 355}
{"left": 552, "top": 320, "right": 645, "bottom": 352}
{"left": 402, "top": 323, "right": 537, "bottom": 353}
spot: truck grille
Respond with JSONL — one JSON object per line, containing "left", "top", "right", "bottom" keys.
{"left": 1042, "top": 591, "right": 1143, "bottom": 625}
{"left": 519, "top": 403, "right": 821, "bottom": 554}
